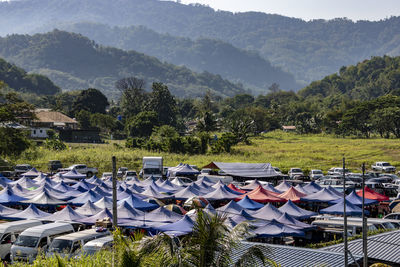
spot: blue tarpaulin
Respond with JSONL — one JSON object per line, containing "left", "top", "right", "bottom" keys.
{"left": 237, "top": 195, "right": 264, "bottom": 210}
{"left": 278, "top": 200, "right": 317, "bottom": 219}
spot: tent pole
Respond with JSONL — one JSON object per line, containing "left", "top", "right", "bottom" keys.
{"left": 343, "top": 157, "right": 348, "bottom": 267}
{"left": 362, "top": 163, "right": 367, "bottom": 266}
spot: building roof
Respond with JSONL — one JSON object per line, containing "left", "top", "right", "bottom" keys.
{"left": 232, "top": 241, "right": 361, "bottom": 267}
{"left": 282, "top": 125, "right": 296, "bottom": 130}
{"left": 34, "top": 109, "right": 77, "bottom": 124}
{"left": 321, "top": 229, "right": 400, "bottom": 264}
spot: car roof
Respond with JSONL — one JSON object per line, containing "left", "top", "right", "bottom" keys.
{"left": 20, "top": 222, "right": 73, "bottom": 237}
{"left": 0, "top": 220, "right": 41, "bottom": 232}
{"left": 53, "top": 229, "right": 109, "bottom": 241}
{"left": 83, "top": 235, "right": 113, "bottom": 248}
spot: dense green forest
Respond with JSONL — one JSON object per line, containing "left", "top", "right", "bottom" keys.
{"left": 0, "top": 30, "right": 246, "bottom": 98}
{"left": 49, "top": 22, "right": 300, "bottom": 93}
{"left": 0, "top": 58, "right": 59, "bottom": 95}
{"left": 1, "top": 0, "right": 400, "bottom": 85}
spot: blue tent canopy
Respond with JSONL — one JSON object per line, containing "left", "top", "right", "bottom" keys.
{"left": 0, "top": 175, "right": 13, "bottom": 187}
{"left": 276, "top": 213, "right": 315, "bottom": 230}
{"left": 158, "top": 179, "right": 183, "bottom": 191}
{"left": 278, "top": 200, "right": 317, "bottom": 220}
{"left": 144, "top": 207, "right": 183, "bottom": 223}
{"left": 6, "top": 204, "right": 51, "bottom": 220}
{"left": 237, "top": 195, "right": 264, "bottom": 210}
{"left": 275, "top": 181, "right": 292, "bottom": 192}
{"left": 155, "top": 215, "right": 194, "bottom": 236}
{"left": 43, "top": 205, "right": 86, "bottom": 222}
{"left": 203, "top": 186, "right": 238, "bottom": 201}
{"left": 168, "top": 163, "right": 200, "bottom": 177}
{"left": 229, "top": 210, "right": 256, "bottom": 225}
{"left": 75, "top": 200, "right": 103, "bottom": 216}
{"left": 61, "top": 169, "right": 87, "bottom": 179}
{"left": 252, "top": 219, "right": 305, "bottom": 237}
{"left": 300, "top": 188, "right": 341, "bottom": 202}
{"left": 173, "top": 185, "right": 201, "bottom": 200}
{"left": 140, "top": 186, "right": 172, "bottom": 199}
{"left": 251, "top": 203, "right": 283, "bottom": 220}
{"left": 0, "top": 187, "right": 28, "bottom": 204}
{"left": 21, "top": 168, "right": 41, "bottom": 178}
{"left": 22, "top": 190, "right": 67, "bottom": 206}
{"left": 9, "top": 177, "right": 38, "bottom": 188}
{"left": 330, "top": 190, "right": 378, "bottom": 206}
{"left": 212, "top": 182, "right": 243, "bottom": 195}
{"left": 320, "top": 199, "right": 368, "bottom": 216}
{"left": 78, "top": 208, "right": 113, "bottom": 225}
{"left": 117, "top": 201, "right": 144, "bottom": 219}
{"left": 302, "top": 181, "right": 322, "bottom": 194}
{"left": 69, "top": 190, "right": 102, "bottom": 205}
{"left": 117, "top": 195, "right": 159, "bottom": 211}
{"left": 216, "top": 200, "right": 243, "bottom": 215}
{"left": 0, "top": 203, "right": 19, "bottom": 218}
{"left": 72, "top": 180, "right": 96, "bottom": 191}
{"left": 94, "top": 197, "right": 113, "bottom": 209}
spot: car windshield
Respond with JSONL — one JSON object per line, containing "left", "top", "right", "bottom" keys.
{"left": 14, "top": 235, "right": 39, "bottom": 247}
{"left": 81, "top": 246, "right": 99, "bottom": 255}
{"left": 292, "top": 169, "right": 302, "bottom": 172}
{"left": 15, "top": 166, "right": 30, "bottom": 171}
{"left": 144, "top": 168, "right": 161, "bottom": 175}
{"left": 313, "top": 170, "right": 323, "bottom": 174}
{"left": 126, "top": 172, "right": 136, "bottom": 176}
{"left": 382, "top": 163, "right": 391, "bottom": 166}
{"left": 49, "top": 239, "right": 73, "bottom": 253}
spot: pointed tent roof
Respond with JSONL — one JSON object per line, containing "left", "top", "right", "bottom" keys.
{"left": 275, "top": 181, "right": 292, "bottom": 192}
{"left": 21, "top": 168, "right": 41, "bottom": 178}
{"left": 117, "top": 195, "right": 159, "bottom": 211}
{"left": 195, "top": 176, "right": 216, "bottom": 186}
{"left": 69, "top": 190, "right": 102, "bottom": 205}
{"left": 204, "top": 203, "right": 216, "bottom": 215}
{"left": 173, "top": 185, "right": 201, "bottom": 200}
{"left": 251, "top": 219, "right": 305, "bottom": 237}
{"left": 240, "top": 179, "right": 264, "bottom": 190}
{"left": 229, "top": 210, "right": 256, "bottom": 225}
{"left": 0, "top": 187, "right": 28, "bottom": 204}
{"left": 10, "top": 183, "right": 32, "bottom": 195}
{"left": 7, "top": 204, "right": 51, "bottom": 220}
{"left": 128, "top": 183, "right": 144, "bottom": 194}
{"left": 170, "top": 177, "right": 187, "bottom": 187}
{"left": 237, "top": 195, "right": 264, "bottom": 210}
{"left": 78, "top": 208, "right": 113, "bottom": 225}
{"left": 140, "top": 186, "right": 172, "bottom": 199}
{"left": 117, "top": 201, "right": 144, "bottom": 219}
{"left": 10, "top": 176, "right": 38, "bottom": 188}
{"left": 61, "top": 169, "right": 87, "bottom": 179}
{"left": 237, "top": 185, "right": 285, "bottom": 203}
{"left": 278, "top": 200, "right": 317, "bottom": 220}
{"left": 22, "top": 190, "right": 66, "bottom": 206}
{"left": 191, "top": 182, "right": 214, "bottom": 194}
{"left": 277, "top": 187, "right": 307, "bottom": 203}
{"left": 75, "top": 200, "right": 103, "bottom": 216}
{"left": 227, "top": 184, "right": 247, "bottom": 194}
{"left": 159, "top": 179, "right": 183, "bottom": 191}
{"left": 294, "top": 184, "right": 309, "bottom": 195}
{"left": 356, "top": 186, "right": 389, "bottom": 201}
{"left": 144, "top": 181, "right": 175, "bottom": 194}
{"left": 91, "top": 186, "right": 111, "bottom": 197}
{"left": 300, "top": 188, "right": 341, "bottom": 202}
{"left": 251, "top": 203, "right": 283, "bottom": 220}
{"left": 52, "top": 174, "right": 79, "bottom": 184}
{"left": 168, "top": 164, "right": 200, "bottom": 177}
{"left": 72, "top": 179, "right": 96, "bottom": 191}
{"left": 203, "top": 186, "right": 239, "bottom": 201}
{"left": 27, "top": 184, "right": 67, "bottom": 199}
{"left": 320, "top": 199, "right": 367, "bottom": 216}
{"left": 155, "top": 215, "right": 194, "bottom": 236}
{"left": 94, "top": 197, "right": 113, "bottom": 209}
{"left": 32, "top": 173, "right": 48, "bottom": 183}
{"left": 276, "top": 213, "right": 314, "bottom": 230}
{"left": 53, "top": 181, "right": 74, "bottom": 193}
{"left": 0, "top": 175, "right": 13, "bottom": 186}
{"left": 262, "top": 183, "right": 282, "bottom": 194}
{"left": 85, "top": 175, "right": 102, "bottom": 185}
{"left": 327, "top": 186, "right": 344, "bottom": 197}
{"left": 43, "top": 205, "right": 86, "bottom": 222}
{"left": 117, "top": 188, "right": 135, "bottom": 200}
{"left": 140, "top": 176, "right": 159, "bottom": 186}
{"left": 0, "top": 203, "right": 19, "bottom": 217}
{"left": 145, "top": 206, "right": 183, "bottom": 223}
{"left": 302, "top": 181, "right": 322, "bottom": 194}
{"left": 216, "top": 200, "right": 243, "bottom": 215}
{"left": 331, "top": 190, "right": 378, "bottom": 206}
{"left": 213, "top": 183, "right": 243, "bottom": 195}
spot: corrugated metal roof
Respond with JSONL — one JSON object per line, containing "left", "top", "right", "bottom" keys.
{"left": 321, "top": 229, "right": 400, "bottom": 264}
{"left": 232, "top": 241, "right": 361, "bottom": 267}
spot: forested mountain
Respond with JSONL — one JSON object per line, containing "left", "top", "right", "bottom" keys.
{"left": 1, "top": 0, "right": 400, "bottom": 85}
{"left": 47, "top": 22, "right": 300, "bottom": 93}
{"left": 0, "top": 58, "right": 59, "bottom": 95}
{"left": 299, "top": 56, "right": 400, "bottom": 100}
{"left": 0, "top": 30, "right": 246, "bottom": 98}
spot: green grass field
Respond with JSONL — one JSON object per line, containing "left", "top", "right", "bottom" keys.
{"left": 11, "top": 131, "right": 400, "bottom": 175}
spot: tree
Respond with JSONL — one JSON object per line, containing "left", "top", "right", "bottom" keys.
{"left": 225, "top": 109, "right": 255, "bottom": 144}
{"left": 116, "top": 77, "right": 147, "bottom": 119}
{"left": 72, "top": 88, "right": 109, "bottom": 115}
{"left": 147, "top": 82, "right": 178, "bottom": 126}
{"left": 125, "top": 111, "right": 158, "bottom": 137}
{"left": 90, "top": 113, "right": 117, "bottom": 135}
{"left": 75, "top": 109, "right": 92, "bottom": 129}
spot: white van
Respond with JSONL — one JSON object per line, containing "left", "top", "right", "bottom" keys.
{"left": 11, "top": 222, "right": 74, "bottom": 263}
{"left": 0, "top": 220, "right": 43, "bottom": 261}
{"left": 80, "top": 235, "right": 113, "bottom": 256}
{"left": 47, "top": 229, "right": 110, "bottom": 258}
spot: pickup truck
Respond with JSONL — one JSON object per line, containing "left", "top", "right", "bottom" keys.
{"left": 371, "top": 162, "right": 396, "bottom": 173}
{"left": 60, "top": 164, "right": 98, "bottom": 177}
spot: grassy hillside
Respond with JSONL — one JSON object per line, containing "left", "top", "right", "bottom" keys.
{"left": 1, "top": 0, "right": 400, "bottom": 84}
{"left": 0, "top": 30, "right": 246, "bottom": 98}
{"left": 51, "top": 22, "right": 300, "bottom": 93}
{"left": 13, "top": 131, "right": 400, "bottom": 176}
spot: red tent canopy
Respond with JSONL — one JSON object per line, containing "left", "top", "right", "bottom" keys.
{"left": 237, "top": 185, "right": 285, "bottom": 203}
{"left": 227, "top": 184, "right": 247, "bottom": 194}
{"left": 356, "top": 186, "right": 389, "bottom": 202}
{"left": 278, "top": 186, "right": 307, "bottom": 203}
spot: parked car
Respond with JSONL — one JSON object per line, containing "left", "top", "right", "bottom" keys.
{"left": 309, "top": 169, "right": 324, "bottom": 180}
{"left": 200, "top": 168, "right": 212, "bottom": 175}
{"left": 327, "top": 167, "right": 350, "bottom": 175}
{"left": 288, "top": 168, "right": 303, "bottom": 179}
{"left": 371, "top": 162, "right": 396, "bottom": 172}
{"left": 14, "top": 164, "right": 32, "bottom": 177}
{"left": 273, "top": 167, "right": 283, "bottom": 175}
{"left": 60, "top": 164, "right": 98, "bottom": 178}
{"left": 124, "top": 171, "right": 138, "bottom": 182}
{"left": 117, "top": 167, "right": 128, "bottom": 178}
{"left": 101, "top": 172, "right": 112, "bottom": 180}
{"left": 80, "top": 235, "right": 113, "bottom": 256}
{"left": 48, "top": 160, "right": 62, "bottom": 173}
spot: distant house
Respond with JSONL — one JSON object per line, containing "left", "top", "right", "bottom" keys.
{"left": 282, "top": 125, "right": 296, "bottom": 132}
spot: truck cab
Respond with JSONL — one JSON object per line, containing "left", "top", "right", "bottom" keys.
{"left": 141, "top": 157, "right": 163, "bottom": 179}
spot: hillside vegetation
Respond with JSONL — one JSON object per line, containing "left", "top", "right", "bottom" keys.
{"left": 0, "top": 30, "right": 245, "bottom": 98}
{"left": 52, "top": 22, "right": 300, "bottom": 93}
{"left": 1, "top": 0, "right": 400, "bottom": 84}
{"left": 0, "top": 58, "right": 59, "bottom": 95}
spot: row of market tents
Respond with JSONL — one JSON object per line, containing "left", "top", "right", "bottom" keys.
{"left": 0, "top": 167, "right": 390, "bottom": 238}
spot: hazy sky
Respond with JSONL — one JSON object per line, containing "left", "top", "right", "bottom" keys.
{"left": 179, "top": 0, "right": 400, "bottom": 21}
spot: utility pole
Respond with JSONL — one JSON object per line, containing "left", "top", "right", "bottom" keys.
{"left": 362, "top": 163, "right": 367, "bottom": 266}
{"left": 343, "top": 157, "right": 348, "bottom": 267}
{"left": 112, "top": 156, "right": 118, "bottom": 227}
